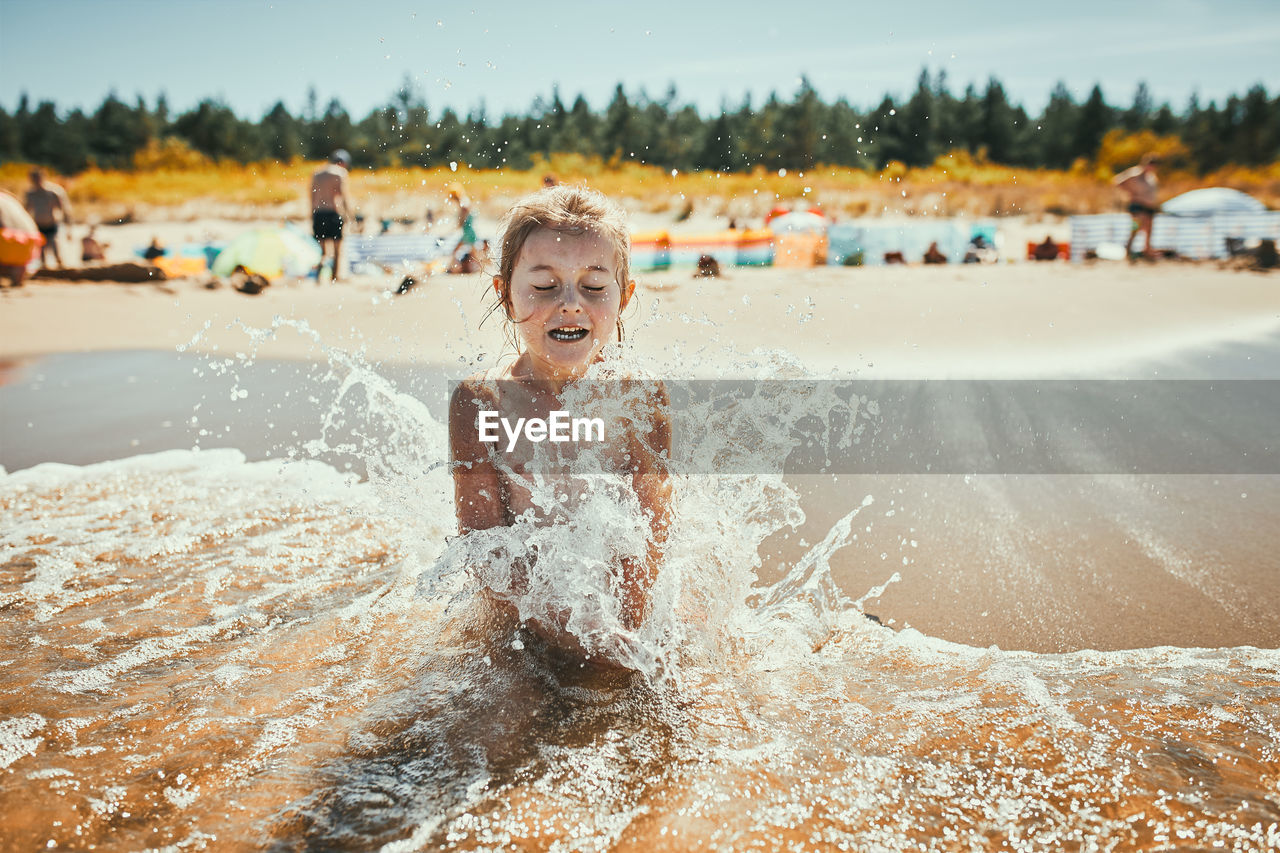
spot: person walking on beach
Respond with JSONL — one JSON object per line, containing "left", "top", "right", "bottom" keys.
{"left": 311, "top": 150, "right": 353, "bottom": 282}
{"left": 24, "top": 169, "right": 72, "bottom": 269}
{"left": 446, "top": 184, "right": 479, "bottom": 274}
{"left": 1114, "top": 154, "right": 1160, "bottom": 260}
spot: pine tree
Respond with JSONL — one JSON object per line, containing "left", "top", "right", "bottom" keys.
{"left": 262, "top": 101, "right": 304, "bottom": 163}
{"left": 1121, "top": 82, "right": 1154, "bottom": 131}
{"left": 901, "top": 68, "right": 937, "bottom": 167}
{"left": 1073, "top": 85, "right": 1113, "bottom": 162}
{"left": 978, "top": 78, "right": 1016, "bottom": 163}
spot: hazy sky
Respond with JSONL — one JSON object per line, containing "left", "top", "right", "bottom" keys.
{"left": 2, "top": 0, "right": 1277, "bottom": 119}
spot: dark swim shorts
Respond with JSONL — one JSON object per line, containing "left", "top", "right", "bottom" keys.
{"left": 312, "top": 209, "right": 343, "bottom": 241}
{"left": 1128, "top": 202, "right": 1159, "bottom": 217}
{"left": 38, "top": 224, "right": 58, "bottom": 240}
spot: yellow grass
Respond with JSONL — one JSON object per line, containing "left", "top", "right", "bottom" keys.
{"left": 3, "top": 148, "right": 1277, "bottom": 224}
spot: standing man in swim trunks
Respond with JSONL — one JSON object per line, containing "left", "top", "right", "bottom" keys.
{"left": 1114, "top": 154, "right": 1160, "bottom": 260}
{"left": 24, "top": 169, "right": 72, "bottom": 269}
{"left": 311, "top": 150, "right": 353, "bottom": 282}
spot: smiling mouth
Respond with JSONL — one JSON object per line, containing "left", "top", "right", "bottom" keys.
{"left": 548, "top": 327, "right": 590, "bottom": 342}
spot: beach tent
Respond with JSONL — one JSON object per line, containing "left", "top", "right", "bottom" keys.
{"left": 346, "top": 232, "right": 452, "bottom": 273}
{"left": 774, "top": 232, "right": 827, "bottom": 267}
{"left": 767, "top": 212, "right": 829, "bottom": 267}
{"left": 768, "top": 211, "right": 829, "bottom": 234}
{"left": 631, "top": 231, "right": 671, "bottom": 271}
{"left": 665, "top": 229, "right": 778, "bottom": 268}
{"left": 668, "top": 231, "right": 741, "bottom": 268}
{"left": 1071, "top": 189, "right": 1280, "bottom": 261}
{"left": 211, "top": 225, "right": 321, "bottom": 278}
{"left": 734, "top": 229, "right": 773, "bottom": 266}
{"left": 1162, "top": 188, "right": 1266, "bottom": 215}
{"left": 827, "top": 220, "right": 971, "bottom": 265}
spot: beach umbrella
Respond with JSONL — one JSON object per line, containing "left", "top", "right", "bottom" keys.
{"left": 1162, "top": 188, "right": 1266, "bottom": 215}
{"left": 767, "top": 211, "right": 829, "bottom": 234}
{"left": 765, "top": 205, "right": 790, "bottom": 224}
{"left": 0, "top": 191, "right": 38, "bottom": 232}
{"left": 211, "top": 225, "right": 321, "bottom": 279}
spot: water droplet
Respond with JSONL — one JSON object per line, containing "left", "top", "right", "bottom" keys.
{"left": 449, "top": 161, "right": 458, "bottom": 171}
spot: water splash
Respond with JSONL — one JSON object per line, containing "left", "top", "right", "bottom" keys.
{"left": 1, "top": 324, "right": 1278, "bottom": 850}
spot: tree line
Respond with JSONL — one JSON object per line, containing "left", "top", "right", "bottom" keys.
{"left": 2, "top": 70, "right": 1276, "bottom": 176}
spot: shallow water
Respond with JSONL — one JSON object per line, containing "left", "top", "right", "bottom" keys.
{"left": 2, "top": 337, "right": 1279, "bottom": 850}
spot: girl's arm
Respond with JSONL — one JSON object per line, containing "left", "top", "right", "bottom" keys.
{"left": 449, "top": 380, "right": 507, "bottom": 533}
{"left": 619, "top": 383, "right": 673, "bottom": 630}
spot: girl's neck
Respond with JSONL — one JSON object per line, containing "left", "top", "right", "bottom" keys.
{"left": 510, "top": 352, "right": 593, "bottom": 395}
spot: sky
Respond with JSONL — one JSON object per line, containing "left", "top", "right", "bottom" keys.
{"left": 2, "top": 0, "right": 1278, "bottom": 121}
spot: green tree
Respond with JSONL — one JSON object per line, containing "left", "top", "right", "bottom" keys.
{"left": 1072, "top": 85, "right": 1114, "bottom": 162}
{"left": 697, "top": 111, "right": 734, "bottom": 172}
{"left": 173, "top": 99, "right": 257, "bottom": 162}
{"left": 21, "top": 101, "right": 90, "bottom": 172}
{"left": 0, "top": 106, "right": 19, "bottom": 162}
{"left": 781, "top": 76, "right": 823, "bottom": 170}
{"left": 978, "top": 78, "right": 1016, "bottom": 163}
{"left": 1121, "top": 82, "right": 1154, "bottom": 132}
{"left": 89, "top": 93, "right": 152, "bottom": 168}
{"left": 602, "top": 84, "right": 638, "bottom": 161}
{"left": 261, "top": 101, "right": 304, "bottom": 163}
{"left": 817, "top": 97, "right": 869, "bottom": 168}
{"left": 1234, "top": 84, "right": 1274, "bottom": 165}
{"left": 1035, "top": 82, "right": 1080, "bottom": 169}
{"left": 900, "top": 68, "right": 937, "bottom": 167}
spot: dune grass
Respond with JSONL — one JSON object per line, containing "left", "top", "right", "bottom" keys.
{"left": 3, "top": 149, "right": 1277, "bottom": 225}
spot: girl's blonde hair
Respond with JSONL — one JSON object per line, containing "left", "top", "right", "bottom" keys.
{"left": 489, "top": 185, "right": 632, "bottom": 342}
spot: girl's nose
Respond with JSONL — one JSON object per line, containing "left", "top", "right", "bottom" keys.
{"left": 559, "top": 288, "right": 583, "bottom": 313}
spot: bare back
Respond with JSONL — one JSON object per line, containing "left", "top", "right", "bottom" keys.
{"left": 25, "top": 184, "right": 70, "bottom": 227}
{"left": 310, "top": 164, "right": 349, "bottom": 215}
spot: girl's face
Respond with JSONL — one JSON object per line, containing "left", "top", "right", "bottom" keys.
{"left": 498, "top": 228, "right": 634, "bottom": 380}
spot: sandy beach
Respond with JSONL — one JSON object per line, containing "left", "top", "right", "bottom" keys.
{"left": 3, "top": 225, "right": 1279, "bottom": 377}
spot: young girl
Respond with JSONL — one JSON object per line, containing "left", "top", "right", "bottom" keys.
{"left": 449, "top": 185, "right": 671, "bottom": 668}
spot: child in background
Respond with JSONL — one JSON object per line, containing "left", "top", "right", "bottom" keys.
{"left": 449, "top": 186, "right": 670, "bottom": 667}
{"left": 81, "top": 226, "right": 107, "bottom": 263}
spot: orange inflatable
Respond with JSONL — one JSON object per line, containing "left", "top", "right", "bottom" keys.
{"left": 0, "top": 228, "right": 43, "bottom": 267}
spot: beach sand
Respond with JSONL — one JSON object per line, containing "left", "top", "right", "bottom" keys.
{"left": 4, "top": 244, "right": 1278, "bottom": 375}
{"left": 3, "top": 238, "right": 1278, "bottom": 654}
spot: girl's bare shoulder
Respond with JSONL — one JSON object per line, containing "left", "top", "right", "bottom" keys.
{"left": 450, "top": 366, "right": 513, "bottom": 410}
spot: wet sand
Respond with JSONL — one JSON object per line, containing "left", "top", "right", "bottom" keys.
{"left": 2, "top": 261, "right": 1278, "bottom": 654}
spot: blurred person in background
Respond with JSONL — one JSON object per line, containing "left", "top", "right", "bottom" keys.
{"left": 24, "top": 169, "right": 72, "bottom": 268}
{"left": 1114, "top": 153, "right": 1161, "bottom": 260}
{"left": 311, "top": 149, "right": 354, "bottom": 282}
